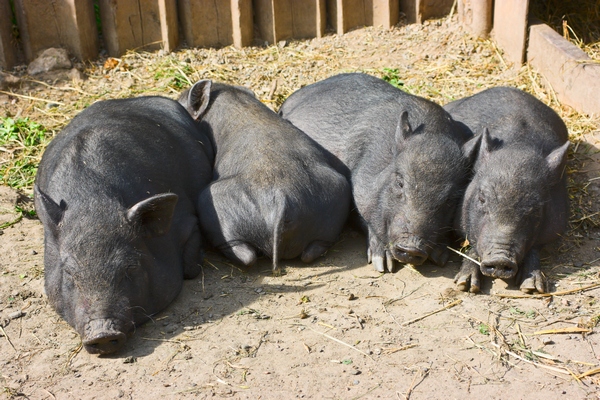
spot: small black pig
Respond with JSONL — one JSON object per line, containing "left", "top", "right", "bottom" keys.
{"left": 35, "top": 97, "right": 214, "bottom": 354}
{"left": 445, "top": 86, "right": 569, "bottom": 293}
{"left": 178, "top": 80, "right": 350, "bottom": 269}
{"left": 279, "top": 73, "right": 480, "bottom": 272}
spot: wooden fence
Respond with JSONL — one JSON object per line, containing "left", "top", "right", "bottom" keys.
{"left": 0, "top": 0, "right": 455, "bottom": 70}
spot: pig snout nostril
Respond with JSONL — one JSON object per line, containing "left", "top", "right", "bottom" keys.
{"left": 393, "top": 245, "right": 428, "bottom": 266}
{"left": 83, "top": 332, "right": 127, "bottom": 355}
{"left": 480, "top": 258, "right": 518, "bottom": 279}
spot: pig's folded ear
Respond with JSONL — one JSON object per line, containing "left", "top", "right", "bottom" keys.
{"left": 127, "top": 193, "right": 178, "bottom": 238}
{"left": 185, "top": 80, "right": 212, "bottom": 121}
{"left": 546, "top": 141, "right": 569, "bottom": 180}
{"left": 461, "top": 128, "right": 484, "bottom": 164}
{"left": 35, "top": 185, "right": 67, "bottom": 231}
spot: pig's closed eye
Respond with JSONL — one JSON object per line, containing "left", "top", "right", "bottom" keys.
{"left": 478, "top": 192, "right": 485, "bottom": 204}
{"left": 396, "top": 175, "right": 404, "bottom": 189}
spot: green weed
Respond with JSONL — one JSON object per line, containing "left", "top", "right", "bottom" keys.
{"left": 0, "top": 117, "right": 50, "bottom": 189}
{"left": 381, "top": 67, "right": 405, "bottom": 89}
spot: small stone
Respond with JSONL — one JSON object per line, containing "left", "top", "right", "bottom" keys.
{"left": 31, "top": 250, "right": 37, "bottom": 255}
{"left": 542, "top": 337, "right": 554, "bottom": 345}
{"left": 8, "top": 310, "right": 24, "bottom": 320}
{"left": 27, "top": 48, "right": 72, "bottom": 75}
{"left": 123, "top": 356, "right": 136, "bottom": 364}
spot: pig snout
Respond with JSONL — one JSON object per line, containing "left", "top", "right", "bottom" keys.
{"left": 391, "top": 244, "right": 428, "bottom": 266}
{"left": 480, "top": 255, "right": 518, "bottom": 279}
{"left": 83, "top": 319, "right": 129, "bottom": 355}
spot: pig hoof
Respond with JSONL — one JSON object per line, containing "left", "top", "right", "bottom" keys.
{"left": 454, "top": 271, "right": 480, "bottom": 293}
{"left": 519, "top": 275, "right": 547, "bottom": 294}
{"left": 385, "top": 251, "right": 395, "bottom": 273}
{"left": 372, "top": 255, "right": 385, "bottom": 272}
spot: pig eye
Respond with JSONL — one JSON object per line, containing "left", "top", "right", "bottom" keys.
{"left": 396, "top": 175, "right": 404, "bottom": 189}
{"left": 478, "top": 192, "right": 486, "bottom": 205}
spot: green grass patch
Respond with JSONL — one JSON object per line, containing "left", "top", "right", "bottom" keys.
{"left": 381, "top": 67, "right": 405, "bottom": 89}
{"left": 0, "top": 117, "right": 50, "bottom": 189}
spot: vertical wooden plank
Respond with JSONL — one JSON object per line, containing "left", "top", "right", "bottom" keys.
{"left": 418, "top": 0, "right": 454, "bottom": 22}
{"left": 158, "top": 0, "right": 178, "bottom": 52}
{"left": 14, "top": 0, "right": 98, "bottom": 61}
{"left": 399, "top": 0, "right": 418, "bottom": 24}
{"left": 492, "top": 0, "right": 529, "bottom": 65}
{"left": 328, "top": 0, "right": 374, "bottom": 35}
{"left": 0, "top": 0, "right": 18, "bottom": 69}
{"left": 99, "top": 0, "right": 177, "bottom": 57}
{"left": 458, "top": 0, "right": 492, "bottom": 38}
{"left": 373, "top": 0, "right": 399, "bottom": 29}
{"left": 254, "top": 0, "right": 325, "bottom": 44}
{"left": 285, "top": 0, "right": 326, "bottom": 39}
{"left": 232, "top": 0, "right": 253, "bottom": 48}
{"left": 179, "top": 0, "right": 232, "bottom": 48}
{"left": 254, "top": 0, "right": 276, "bottom": 44}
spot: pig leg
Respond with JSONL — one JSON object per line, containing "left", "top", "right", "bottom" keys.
{"left": 301, "top": 240, "right": 332, "bottom": 263}
{"left": 217, "top": 242, "right": 258, "bottom": 267}
{"left": 182, "top": 226, "right": 203, "bottom": 279}
{"left": 516, "top": 248, "right": 547, "bottom": 294}
{"left": 454, "top": 249, "right": 482, "bottom": 293}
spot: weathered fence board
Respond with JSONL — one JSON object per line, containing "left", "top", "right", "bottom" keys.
{"left": 99, "top": 0, "right": 178, "bottom": 57}
{"left": 327, "top": 0, "right": 372, "bottom": 35}
{"left": 373, "top": 0, "right": 399, "bottom": 29}
{"left": 492, "top": 0, "right": 529, "bottom": 66}
{"left": 528, "top": 22, "right": 600, "bottom": 115}
{"left": 179, "top": 0, "right": 233, "bottom": 48}
{"left": 254, "top": 0, "right": 326, "bottom": 44}
{"left": 232, "top": 0, "right": 254, "bottom": 48}
{"left": 457, "top": 0, "right": 492, "bottom": 38}
{"left": 13, "top": 0, "right": 98, "bottom": 61}
{"left": 400, "top": 0, "right": 453, "bottom": 24}
{"left": 0, "top": 0, "right": 18, "bottom": 69}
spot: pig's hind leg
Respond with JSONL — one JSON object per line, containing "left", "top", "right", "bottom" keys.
{"left": 301, "top": 240, "right": 333, "bottom": 263}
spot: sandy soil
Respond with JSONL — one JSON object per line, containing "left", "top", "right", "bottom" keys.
{"left": 1, "top": 16, "right": 600, "bottom": 400}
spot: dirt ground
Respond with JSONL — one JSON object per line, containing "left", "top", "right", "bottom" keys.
{"left": 1, "top": 15, "right": 600, "bottom": 399}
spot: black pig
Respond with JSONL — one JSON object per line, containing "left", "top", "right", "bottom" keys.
{"left": 35, "top": 97, "right": 214, "bottom": 354}
{"left": 279, "top": 73, "right": 480, "bottom": 272}
{"left": 178, "top": 80, "right": 350, "bottom": 269}
{"left": 445, "top": 86, "right": 569, "bottom": 293}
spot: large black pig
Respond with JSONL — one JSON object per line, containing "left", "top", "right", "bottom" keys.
{"left": 178, "top": 80, "right": 350, "bottom": 269}
{"left": 445, "top": 87, "right": 569, "bottom": 294}
{"left": 35, "top": 97, "right": 214, "bottom": 354}
{"left": 279, "top": 73, "right": 480, "bottom": 272}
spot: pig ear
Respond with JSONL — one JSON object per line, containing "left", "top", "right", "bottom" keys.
{"left": 184, "top": 80, "right": 212, "bottom": 121}
{"left": 478, "top": 127, "right": 494, "bottom": 160}
{"left": 395, "top": 111, "right": 413, "bottom": 145}
{"left": 546, "top": 141, "right": 569, "bottom": 180}
{"left": 127, "top": 193, "right": 178, "bottom": 238}
{"left": 461, "top": 130, "right": 483, "bottom": 164}
{"left": 34, "top": 185, "right": 67, "bottom": 230}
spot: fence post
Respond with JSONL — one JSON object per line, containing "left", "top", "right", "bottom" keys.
{"left": 373, "top": 0, "right": 399, "bottom": 29}
{"left": 232, "top": 0, "right": 254, "bottom": 48}
{"left": 492, "top": 0, "right": 529, "bottom": 65}
{"left": 457, "top": 0, "right": 492, "bottom": 38}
